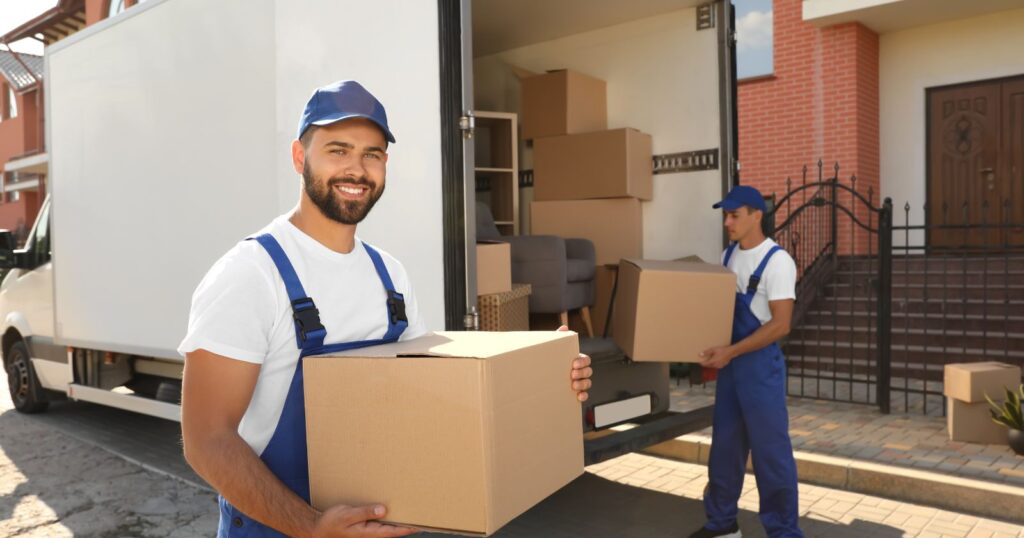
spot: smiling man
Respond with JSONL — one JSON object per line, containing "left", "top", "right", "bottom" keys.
{"left": 178, "top": 81, "right": 593, "bottom": 538}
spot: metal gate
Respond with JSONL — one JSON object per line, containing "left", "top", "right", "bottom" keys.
{"left": 765, "top": 162, "right": 893, "bottom": 413}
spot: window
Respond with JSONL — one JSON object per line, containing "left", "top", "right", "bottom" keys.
{"left": 108, "top": 0, "right": 126, "bottom": 17}
{"left": 8, "top": 87, "right": 17, "bottom": 119}
{"left": 736, "top": 0, "right": 773, "bottom": 79}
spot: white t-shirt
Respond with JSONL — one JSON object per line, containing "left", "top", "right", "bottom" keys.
{"left": 178, "top": 215, "right": 428, "bottom": 456}
{"left": 720, "top": 238, "right": 797, "bottom": 325}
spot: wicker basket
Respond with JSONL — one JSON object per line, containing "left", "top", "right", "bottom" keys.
{"left": 477, "top": 283, "right": 532, "bottom": 331}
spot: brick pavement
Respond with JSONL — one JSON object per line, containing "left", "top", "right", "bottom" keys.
{"left": 669, "top": 378, "right": 1024, "bottom": 488}
{"left": 588, "top": 452, "right": 1024, "bottom": 538}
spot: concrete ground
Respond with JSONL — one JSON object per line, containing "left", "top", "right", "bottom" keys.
{"left": 671, "top": 378, "right": 1024, "bottom": 487}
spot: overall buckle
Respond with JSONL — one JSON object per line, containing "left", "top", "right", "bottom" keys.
{"left": 746, "top": 275, "right": 762, "bottom": 295}
{"left": 291, "top": 297, "right": 325, "bottom": 343}
{"left": 387, "top": 290, "right": 407, "bottom": 325}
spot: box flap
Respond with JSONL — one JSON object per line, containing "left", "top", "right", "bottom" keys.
{"left": 622, "top": 258, "right": 731, "bottom": 275}
{"left": 951, "top": 361, "right": 1016, "bottom": 372}
{"left": 320, "top": 331, "right": 576, "bottom": 360}
{"left": 477, "top": 239, "right": 509, "bottom": 246}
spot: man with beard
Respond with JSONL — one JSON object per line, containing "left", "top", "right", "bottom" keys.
{"left": 178, "top": 81, "right": 594, "bottom": 537}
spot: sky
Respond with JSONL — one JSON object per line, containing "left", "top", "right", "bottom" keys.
{"left": 735, "top": 0, "right": 774, "bottom": 79}
{"left": 0, "top": 0, "right": 57, "bottom": 56}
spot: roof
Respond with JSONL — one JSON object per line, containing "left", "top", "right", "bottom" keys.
{"left": 0, "top": 0, "right": 86, "bottom": 48}
{"left": 0, "top": 50, "right": 43, "bottom": 91}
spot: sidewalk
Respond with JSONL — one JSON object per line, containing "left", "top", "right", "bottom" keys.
{"left": 668, "top": 378, "right": 1024, "bottom": 488}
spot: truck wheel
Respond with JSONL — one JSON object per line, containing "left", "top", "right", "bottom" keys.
{"left": 6, "top": 341, "right": 49, "bottom": 413}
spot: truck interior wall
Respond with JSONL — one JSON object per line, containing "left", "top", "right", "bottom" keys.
{"left": 473, "top": 7, "right": 724, "bottom": 263}
{"left": 47, "top": 0, "right": 446, "bottom": 359}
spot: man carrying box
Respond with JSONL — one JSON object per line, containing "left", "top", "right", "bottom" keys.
{"left": 688, "top": 186, "right": 803, "bottom": 538}
{"left": 178, "top": 80, "right": 593, "bottom": 538}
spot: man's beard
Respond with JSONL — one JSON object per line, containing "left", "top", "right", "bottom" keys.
{"left": 303, "top": 161, "right": 385, "bottom": 225}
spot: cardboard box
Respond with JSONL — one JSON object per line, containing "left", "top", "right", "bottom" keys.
{"left": 305, "top": 331, "right": 584, "bottom": 536}
{"left": 612, "top": 259, "right": 735, "bottom": 362}
{"left": 944, "top": 362, "right": 1022, "bottom": 403}
{"left": 477, "top": 241, "right": 512, "bottom": 296}
{"left": 478, "top": 283, "right": 532, "bottom": 331}
{"left": 531, "top": 199, "right": 642, "bottom": 266}
{"left": 947, "top": 397, "right": 1008, "bottom": 445}
{"left": 520, "top": 69, "right": 606, "bottom": 141}
{"left": 533, "top": 128, "right": 653, "bottom": 202}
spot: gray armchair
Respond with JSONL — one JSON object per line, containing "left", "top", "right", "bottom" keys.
{"left": 476, "top": 202, "right": 597, "bottom": 334}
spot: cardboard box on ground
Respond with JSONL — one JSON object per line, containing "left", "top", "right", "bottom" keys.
{"left": 304, "top": 331, "right": 584, "bottom": 537}
{"left": 943, "top": 362, "right": 1022, "bottom": 445}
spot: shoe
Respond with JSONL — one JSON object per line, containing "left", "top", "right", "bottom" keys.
{"left": 686, "top": 523, "right": 741, "bottom": 538}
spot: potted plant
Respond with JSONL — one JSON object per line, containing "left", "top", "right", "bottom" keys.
{"left": 986, "top": 384, "right": 1024, "bottom": 456}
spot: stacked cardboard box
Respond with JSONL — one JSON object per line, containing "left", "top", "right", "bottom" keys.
{"left": 522, "top": 69, "right": 652, "bottom": 268}
{"left": 476, "top": 240, "right": 511, "bottom": 296}
{"left": 944, "top": 362, "right": 1022, "bottom": 444}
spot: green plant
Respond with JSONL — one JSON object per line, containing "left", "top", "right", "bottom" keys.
{"left": 986, "top": 384, "right": 1024, "bottom": 430}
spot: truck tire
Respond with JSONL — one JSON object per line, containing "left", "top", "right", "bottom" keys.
{"left": 6, "top": 341, "right": 49, "bottom": 413}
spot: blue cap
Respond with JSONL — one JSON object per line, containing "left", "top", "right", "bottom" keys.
{"left": 296, "top": 80, "right": 396, "bottom": 143}
{"left": 713, "top": 185, "right": 767, "bottom": 212}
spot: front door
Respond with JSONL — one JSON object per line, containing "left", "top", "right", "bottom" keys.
{"left": 928, "top": 75, "right": 1024, "bottom": 248}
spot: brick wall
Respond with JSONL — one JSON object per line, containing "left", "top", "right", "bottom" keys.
{"left": 739, "top": 0, "right": 879, "bottom": 258}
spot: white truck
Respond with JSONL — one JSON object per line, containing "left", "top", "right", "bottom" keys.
{"left": 0, "top": 0, "right": 737, "bottom": 464}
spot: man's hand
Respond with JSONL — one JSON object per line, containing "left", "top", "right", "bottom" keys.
{"left": 557, "top": 325, "right": 592, "bottom": 402}
{"left": 699, "top": 345, "right": 737, "bottom": 370}
{"left": 310, "top": 504, "right": 417, "bottom": 538}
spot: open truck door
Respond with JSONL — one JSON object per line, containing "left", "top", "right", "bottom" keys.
{"left": 462, "top": 0, "right": 739, "bottom": 464}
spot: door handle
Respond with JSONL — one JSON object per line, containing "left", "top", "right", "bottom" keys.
{"left": 979, "top": 168, "right": 995, "bottom": 190}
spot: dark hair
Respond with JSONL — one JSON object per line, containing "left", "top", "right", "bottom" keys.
{"left": 299, "top": 125, "right": 319, "bottom": 149}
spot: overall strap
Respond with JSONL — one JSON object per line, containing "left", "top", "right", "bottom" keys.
{"left": 362, "top": 242, "right": 408, "bottom": 342}
{"left": 723, "top": 243, "right": 739, "bottom": 267}
{"left": 249, "top": 234, "right": 327, "bottom": 352}
{"left": 746, "top": 245, "right": 783, "bottom": 298}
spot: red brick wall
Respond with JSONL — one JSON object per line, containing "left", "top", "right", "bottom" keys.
{"left": 739, "top": 0, "right": 879, "bottom": 259}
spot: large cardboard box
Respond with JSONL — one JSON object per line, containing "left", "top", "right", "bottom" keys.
{"left": 520, "top": 69, "right": 606, "bottom": 141}
{"left": 533, "top": 128, "right": 653, "bottom": 202}
{"left": 531, "top": 199, "right": 642, "bottom": 266}
{"left": 612, "top": 259, "right": 735, "bottom": 363}
{"left": 478, "top": 283, "right": 532, "bottom": 331}
{"left": 477, "top": 241, "right": 512, "bottom": 296}
{"left": 305, "top": 332, "right": 584, "bottom": 536}
{"left": 947, "top": 397, "right": 1008, "bottom": 445}
{"left": 944, "top": 362, "right": 1022, "bottom": 403}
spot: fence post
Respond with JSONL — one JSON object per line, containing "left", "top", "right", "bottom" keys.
{"left": 877, "top": 197, "right": 893, "bottom": 414}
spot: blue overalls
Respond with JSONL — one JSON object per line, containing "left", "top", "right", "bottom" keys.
{"left": 217, "top": 233, "right": 408, "bottom": 537}
{"left": 704, "top": 243, "right": 803, "bottom": 538}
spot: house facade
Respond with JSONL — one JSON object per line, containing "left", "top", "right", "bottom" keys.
{"left": 740, "top": 0, "right": 1024, "bottom": 249}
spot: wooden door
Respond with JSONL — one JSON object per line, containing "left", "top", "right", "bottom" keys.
{"left": 1002, "top": 78, "right": 1024, "bottom": 246}
{"left": 928, "top": 76, "right": 1024, "bottom": 248}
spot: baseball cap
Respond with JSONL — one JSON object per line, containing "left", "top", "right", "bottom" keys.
{"left": 712, "top": 185, "right": 767, "bottom": 212}
{"left": 296, "top": 80, "right": 396, "bottom": 143}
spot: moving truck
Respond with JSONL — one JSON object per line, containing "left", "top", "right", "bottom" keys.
{"left": 0, "top": 0, "right": 737, "bottom": 465}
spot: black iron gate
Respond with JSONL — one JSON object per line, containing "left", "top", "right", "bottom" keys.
{"left": 767, "top": 162, "right": 1024, "bottom": 415}
{"left": 765, "top": 162, "right": 893, "bottom": 413}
